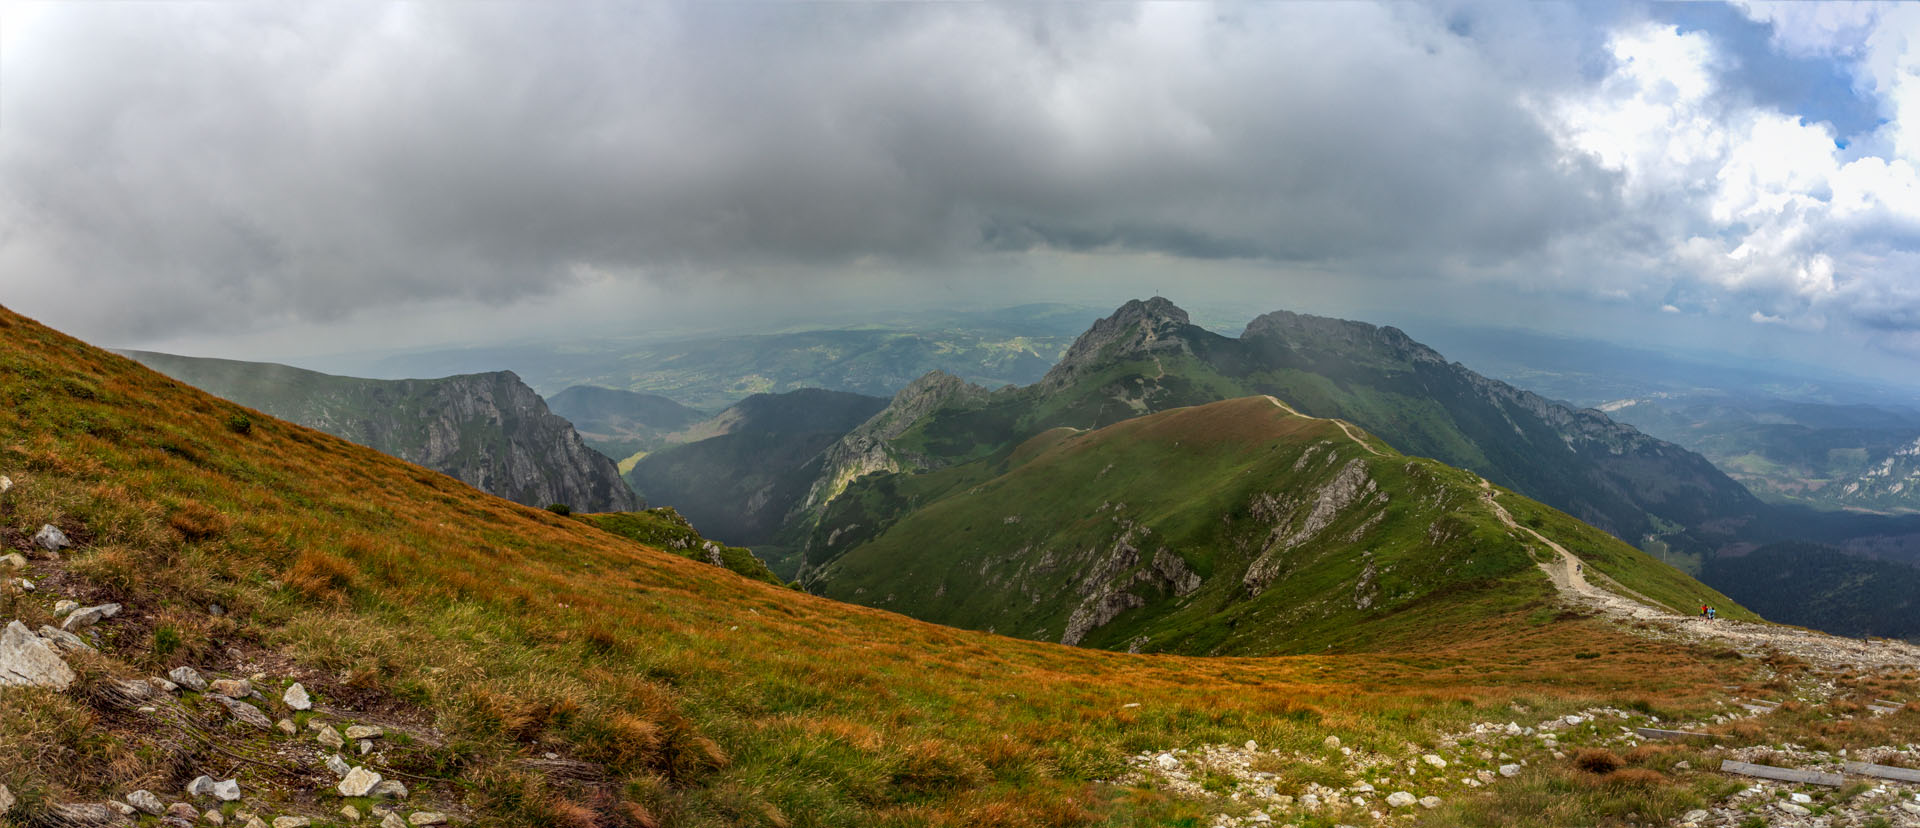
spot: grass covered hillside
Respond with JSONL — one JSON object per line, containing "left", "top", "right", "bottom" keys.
{"left": 0, "top": 305, "right": 1785, "bottom": 828}
{"left": 808, "top": 397, "right": 1750, "bottom": 655}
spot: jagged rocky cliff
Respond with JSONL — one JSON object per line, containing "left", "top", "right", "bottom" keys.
{"left": 121, "top": 351, "right": 639, "bottom": 513}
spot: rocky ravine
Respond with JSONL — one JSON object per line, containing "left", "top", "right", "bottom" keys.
{"left": 1122, "top": 478, "right": 1920, "bottom": 827}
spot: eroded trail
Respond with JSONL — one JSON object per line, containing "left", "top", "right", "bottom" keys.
{"left": 1263, "top": 396, "right": 1383, "bottom": 456}
{"left": 1477, "top": 477, "right": 1920, "bottom": 671}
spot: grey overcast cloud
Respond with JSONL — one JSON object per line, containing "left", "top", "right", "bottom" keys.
{"left": 4, "top": 1, "right": 1920, "bottom": 381}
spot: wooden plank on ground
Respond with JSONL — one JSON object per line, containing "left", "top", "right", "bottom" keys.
{"left": 1844, "top": 761, "right": 1920, "bottom": 783}
{"left": 1720, "top": 760, "right": 1845, "bottom": 787}
{"left": 1635, "top": 727, "right": 1713, "bottom": 741}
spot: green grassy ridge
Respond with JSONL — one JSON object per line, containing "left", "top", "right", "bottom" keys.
{"left": 579, "top": 508, "right": 787, "bottom": 586}
{"left": 811, "top": 397, "right": 1735, "bottom": 656}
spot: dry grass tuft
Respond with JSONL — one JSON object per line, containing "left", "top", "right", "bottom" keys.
{"left": 1573, "top": 747, "right": 1625, "bottom": 775}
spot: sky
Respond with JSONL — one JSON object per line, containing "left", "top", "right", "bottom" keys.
{"left": 4, "top": 1, "right": 1920, "bottom": 386}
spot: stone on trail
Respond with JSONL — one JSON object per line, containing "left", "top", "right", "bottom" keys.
{"left": 381, "top": 814, "right": 407, "bottom": 828}
{"left": 1419, "top": 796, "right": 1442, "bottom": 809}
{"left": 48, "top": 803, "right": 122, "bottom": 825}
{"left": 244, "top": 818, "right": 268, "bottom": 828}
{"left": 1682, "top": 809, "right": 1709, "bottom": 823}
{"left": 1791, "top": 792, "right": 1813, "bottom": 804}
{"left": 214, "top": 695, "right": 275, "bottom": 729}
{"left": 165, "top": 802, "right": 199, "bottom": 821}
{"left": 33, "top": 524, "right": 70, "bottom": 552}
{"left": 370, "top": 780, "right": 409, "bottom": 800}
{"left": 1153, "top": 753, "right": 1179, "bottom": 770}
{"left": 338, "top": 766, "right": 383, "bottom": 797}
{"left": 277, "top": 719, "right": 297, "bottom": 735}
{"left": 212, "top": 779, "right": 241, "bottom": 802}
{"left": 1387, "top": 792, "right": 1417, "bottom": 808}
{"left": 408, "top": 814, "right": 448, "bottom": 826}
{"left": 340, "top": 805, "right": 361, "bottom": 823}
{"left": 1, "top": 553, "right": 25, "bottom": 569}
{"left": 324, "top": 754, "right": 351, "bottom": 778}
{"left": 345, "top": 724, "right": 383, "bottom": 740}
{"left": 205, "top": 811, "right": 227, "bottom": 826}
{"left": 1422, "top": 754, "right": 1447, "bottom": 769}
{"left": 284, "top": 682, "right": 312, "bottom": 711}
{"left": 0, "top": 619, "right": 76, "bottom": 689}
{"left": 274, "top": 818, "right": 313, "bottom": 828}
{"left": 1498, "top": 764, "right": 1521, "bottom": 777}
{"left": 61, "top": 603, "right": 121, "bottom": 631}
{"left": 169, "top": 666, "right": 208, "bottom": 692}
{"left": 1780, "top": 803, "right": 1812, "bottom": 816}
{"left": 210, "top": 678, "right": 252, "bottom": 698}
{"left": 187, "top": 776, "right": 216, "bottom": 798}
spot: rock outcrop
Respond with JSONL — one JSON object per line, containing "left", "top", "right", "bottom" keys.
{"left": 1, "top": 619, "right": 76, "bottom": 689}
{"left": 121, "top": 352, "right": 639, "bottom": 513}
{"left": 798, "top": 371, "right": 992, "bottom": 518}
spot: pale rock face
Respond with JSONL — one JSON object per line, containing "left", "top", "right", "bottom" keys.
{"left": 169, "top": 666, "right": 209, "bottom": 691}
{"left": 338, "top": 766, "right": 383, "bottom": 797}
{"left": 127, "top": 790, "right": 166, "bottom": 815}
{"left": 0, "top": 619, "right": 76, "bottom": 689}
{"left": 317, "top": 725, "right": 346, "bottom": 750}
{"left": 60, "top": 602, "right": 121, "bottom": 631}
{"left": 33, "top": 524, "right": 70, "bottom": 552}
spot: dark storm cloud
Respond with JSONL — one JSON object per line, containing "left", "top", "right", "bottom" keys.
{"left": 0, "top": 1, "right": 1621, "bottom": 340}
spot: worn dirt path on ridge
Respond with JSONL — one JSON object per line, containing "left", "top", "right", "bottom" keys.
{"left": 1262, "top": 396, "right": 1383, "bottom": 456}
{"left": 1476, "top": 477, "right": 1920, "bottom": 671}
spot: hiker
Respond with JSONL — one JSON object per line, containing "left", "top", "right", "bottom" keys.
{"left": 1708, "top": 607, "right": 1716, "bottom": 621}
{"left": 1701, "top": 604, "right": 1709, "bottom": 618}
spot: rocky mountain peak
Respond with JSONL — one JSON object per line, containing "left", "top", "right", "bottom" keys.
{"left": 1040, "top": 298, "right": 1196, "bottom": 391}
{"left": 1241, "top": 310, "right": 1447, "bottom": 367}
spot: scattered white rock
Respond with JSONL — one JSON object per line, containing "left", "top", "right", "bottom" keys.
{"left": 169, "top": 666, "right": 208, "bottom": 691}
{"left": 32, "top": 524, "right": 70, "bottom": 552}
{"left": 317, "top": 725, "right": 346, "bottom": 750}
{"left": 1779, "top": 803, "right": 1811, "bottom": 816}
{"left": 1498, "top": 763, "right": 1521, "bottom": 778}
{"left": 408, "top": 814, "right": 447, "bottom": 826}
{"left": 370, "top": 780, "right": 409, "bottom": 800}
{"left": 0, "top": 619, "right": 76, "bottom": 689}
{"left": 53, "top": 600, "right": 77, "bottom": 616}
{"left": 338, "top": 766, "right": 383, "bottom": 797}
{"left": 1419, "top": 796, "right": 1442, "bottom": 809}
{"left": 127, "top": 790, "right": 166, "bottom": 815}
{"left": 381, "top": 814, "right": 407, "bottom": 828}
{"left": 36, "top": 625, "right": 93, "bottom": 653}
{"left": 0, "top": 783, "right": 12, "bottom": 815}
{"left": 212, "top": 779, "right": 241, "bottom": 802}
{"left": 340, "top": 805, "right": 361, "bottom": 823}
{"left": 1, "top": 553, "right": 25, "bottom": 569}
{"left": 345, "top": 725, "right": 383, "bottom": 740}
{"left": 284, "top": 683, "right": 312, "bottom": 711}
{"left": 60, "top": 602, "right": 120, "bottom": 631}
{"left": 214, "top": 695, "right": 274, "bottom": 729}
{"left": 325, "top": 754, "right": 351, "bottom": 778}
{"left": 205, "top": 810, "right": 227, "bottom": 826}
{"left": 1154, "top": 753, "right": 1179, "bottom": 771}
{"left": 1386, "top": 792, "right": 1416, "bottom": 808}
{"left": 187, "top": 776, "right": 216, "bottom": 798}
{"left": 274, "top": 818, "right": 312, "bottom": 828}
{"left": 1323, "top": 735, "right": 1341, "bottom": 750}
{"left": 1791, "top": 792, "right": 1813, "bottom": 804}
{"left": 277, "top": 719, "right": 297, "bottom": 735}
{"left": 210, "top": 678, "right": 253, "bottom": 698}
{"left": 1421, "top": 754, "right": 1447, "bottom": 769}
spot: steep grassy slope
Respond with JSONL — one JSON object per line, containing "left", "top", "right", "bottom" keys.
{"left": 809, "top": 397, "right": 1750, "bottom": 654}
{"left": 0, "top": 305, "right": 1753, "bottom": 827}
{"left": 546, "top": 386, "right": 708, "bottom": 461}
{"left": 122, "top": 350, "right": 639, "bottom": 513}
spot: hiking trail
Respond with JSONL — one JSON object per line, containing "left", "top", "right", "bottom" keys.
{"left": 1263, "top": 396, "right": 1383, "bottom": 456}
